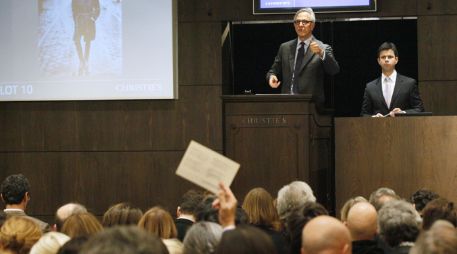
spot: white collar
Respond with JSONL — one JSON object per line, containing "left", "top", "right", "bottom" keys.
{"left": 382, "top": 70, "right": 397, "bottom": 83}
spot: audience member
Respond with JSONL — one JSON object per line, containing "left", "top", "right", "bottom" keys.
{"left": 377, "top": 200, "right": 420, "bottom": 253}
{"left": 242, "top": 187, "right": 287, "bottom": 254}
{"left": 345, "top": 202, "right": 383, "bottom": 254}
{"left": 138, "top": 206, "right": 182, "bottom": 254}
{"left": 54, "top": 203, "right": 87, "bottom": 231}
{"left": 56, "top": 236, "right": 88, "bottom": 254}
{"left": 276, "top": 181, "right": 316, "bottom": 222}
{"left": 102, "top": 202, "right": 143, "bottom": 227}
{"left": 30, "top": 232, "right": 70, "bottom": 254}
{"left": 60, "top": 212, "right": 103, "bottom": 238}
{"left": 195, "top": 193, "right": 248, "bottom": 226}
{"left": 215, "top": 224, "right": 277, "bottom": 254}
{"left": 175, "top": 190, "right": 203, "bottom": 241}
{"left": 369, "top": 187, "right": 400, "bottom": 211}
{"left": 0, "top": 174, "right": 50, "bottom": 232}
{"left": 410, "top": 189, "right": 439, "bottom": 215}
{"left": 287, "top": 202, "right": 328, "bottom": 254}
{"left": 410, "top": 220, "right": 457, "bottom": 254}
{"left": 79, "top": 226, "right": 169, "bottom": 254}
{"left": 0, "top": 216, "right": 42, "bottom": 254}
{"left": 340, "top": 196, "right": 367, "bottom": 222}
{"left": 301, "top": 215, "right": 351, "bottom": 254}
{"left": 421, "top": 197, "right": 457, "bottom": 230}
{"left": 183, "top": 221, "right": 222, "bottom": 254}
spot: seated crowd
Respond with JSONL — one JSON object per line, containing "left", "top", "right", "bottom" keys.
{"left": 1, "top": 174, "right": 457, "bottom": 254}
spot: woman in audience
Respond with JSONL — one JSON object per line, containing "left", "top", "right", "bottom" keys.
{"left": 0, "top": 216, "right": 42, "bottom": 254}
{"left": 139, "top": 206, "right": 183, "bottom": 254}
{"left": 215, "top": 224, "right": 277, "bottom": 254}
{"left": 102, "top": 202, "right": 143, "bottom": 227}
{"left": 421, "top": 197, "right": 457, "bottom": 230}
{"left": 242, "top": 187, "right": 288, "bottom": 254}
{"left": 183, "top": 221, "right": 222, "bottom": 254}
{"left": 340, "top": 196, "right": 367, "bottom": 222}
{"left": 30, "top": 232, "right": 70, "bottom": 254}
{"left": 61, "top": 212, "right": 103, "bottom": 238}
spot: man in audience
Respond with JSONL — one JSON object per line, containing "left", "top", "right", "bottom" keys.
{"left": 0, "top": 174, "right": 49, "bottom": 232}
{"left": 368, "top": 187, "right": 400, "bottom": 211}
{"left": 410, "top": 220, "right": 457, "bottom": 254}
{"left": 175, "top": 189, "right": 203, "bottom": 241}
{"left": 277, "top": 181, "right": 316, "bottom": 221}
{"left": 421, "top": 197, "right": 457, "bottom": 230}
{"left": 287, "top": 202, "right": 328, "bottom": 254}
{"left": 378, "top": 200, "right": 420, "bottom": 253}
{"left": 345, "top": 202, "right": 383, "bottom": 254}
{"left": 409, "top": 188, "right": 439, "bottom": 215}
{"left": 54, "top": 202, "right": 87, "bottom": 231}
{"left": 80, "top": 226, "right": 169, "bottom": 254}
{"left": 301, "top": 215, "right": 351, "bottom": 254}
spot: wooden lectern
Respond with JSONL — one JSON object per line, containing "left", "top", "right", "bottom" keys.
{"left": 222, "top": 94, "right": 334, "bottom": 209}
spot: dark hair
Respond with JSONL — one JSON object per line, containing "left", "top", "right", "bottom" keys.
{"left": 286, "top": 202, "right": 328, "bottom": 254}
{"left": 377, "top": 42, "right": 399, "bottom": 58}
{"left": 215, "top": 225, "right": 277, "bottom": 254}
{"left": 422, "top": 198, "right": 457, "bottom": 230}
{"left": 179, "top": 190, "right": 204, "bottom": 214}
{"left": 0, "top": 210, "right": 7, "bottom": 227}
{"left": 0, "top": 174, "right": 30, "bottom": 205}
{"left": 410, "top": 188, "right": 439, "bottom": 213}
{"left": 57, "top": 236, "right": 89, "bottom": 254}
{"left": 195, "top": 194, "right": 248, "bottom": 225}
{"left": 102, "top": 202, "right": 143, "bottom": 227}
{"left": 80, "top": 226, "right": 169, "bottom": 254}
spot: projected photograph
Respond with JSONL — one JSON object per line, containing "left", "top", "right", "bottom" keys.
{"left": 0, "top": 0, "right": 175, "bottom": 101}
{"left": 38, "top": 0, "right": 122, "bottom": 77}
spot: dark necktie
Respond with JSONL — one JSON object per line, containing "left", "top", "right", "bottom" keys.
{"left": 292, "top": 42, "right": 305, "bottom": 94}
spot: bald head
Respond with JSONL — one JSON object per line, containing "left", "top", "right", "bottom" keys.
{"left": 55, "top": 203, "right": 87, "bottom": 231}
{"left": 301, "top": 215, "right": 351, "bottom": 254}
{"left": 346, "top": 202, "right": 377, "bottom": 241}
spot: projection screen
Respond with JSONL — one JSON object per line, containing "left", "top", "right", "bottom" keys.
{"left": 0, "top": 0, "right": 178, "bottom": 101}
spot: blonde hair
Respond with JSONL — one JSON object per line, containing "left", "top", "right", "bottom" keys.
{"left": 61, "top": 212, "right": 103, "bottom": 238}
{"left": 138, "top": 207, "right": 177, "bottom": 239}
{"left": 242, "top": 187, "right": 281, "bottom": 231}
{"left": 0, "top": 216, "right": 42, "bottom": 254}
{"left": 340, "top": 196, "right": 367, "bottom": 222}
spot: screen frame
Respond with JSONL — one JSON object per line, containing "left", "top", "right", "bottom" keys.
{"left": 253, "top": 0, "right": 377, "bottom": 15}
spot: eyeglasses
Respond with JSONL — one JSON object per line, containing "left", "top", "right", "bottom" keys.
{"left": 294, "top": 19, "right": 312, "bottom": 25}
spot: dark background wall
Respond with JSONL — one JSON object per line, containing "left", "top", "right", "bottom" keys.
{"left": 1, "top": 0, "right": 456, "bottom": 222}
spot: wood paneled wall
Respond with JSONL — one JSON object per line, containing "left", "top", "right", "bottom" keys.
{"left": 1, "top": 0, "right": 457, "bottom": 222}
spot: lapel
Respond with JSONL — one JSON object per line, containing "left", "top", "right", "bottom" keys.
{"left": 297, "top": 37, "right": 316, "bottom": 73}
{"left": 289, "top": 39, "right": 297, "bottom": 73}
{"left": 390, "top": 74, "right": 403, "bottom": 106}
{"left": 376, "top": 78, "right": 389, "bottom": 109}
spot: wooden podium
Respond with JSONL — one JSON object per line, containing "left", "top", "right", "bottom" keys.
{"left": 335, "top": 116, "right": 457, "bottom": 215}
{"left": 222, "top": 95, "right": 333, "bottom": 209}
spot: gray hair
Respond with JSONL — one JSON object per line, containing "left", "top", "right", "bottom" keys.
{"left": 378, "top": 200, "right": 420, "bottom": 247}
{"left": 183, "top": 221, "right": 223, "bottom": 254}
{"left": 294, "top": 8, "right": 316, "bottom": 22}
{"left": 276, "top": 181, "right": 316, "bottom": 221}
{"left": 369, "top": 187, "right": 400, "bottom": 211}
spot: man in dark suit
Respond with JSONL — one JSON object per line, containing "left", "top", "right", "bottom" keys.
{"left": 266, "top": 8, "right": 340, "bottom": 109}
{"left": 175, "top": 190, "right": 203, "bottom": 241}
{"left": 361, "top": 42, "right": 424, "bottom": 117}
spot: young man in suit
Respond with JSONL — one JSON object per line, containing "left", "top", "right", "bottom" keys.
{"left": 266, "top": 8, "right": 340, "bottom": 110}
{"left": 361, "top": 42, "right": 424, "bottom": 117}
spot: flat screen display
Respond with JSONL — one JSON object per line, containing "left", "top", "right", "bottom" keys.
{"left": 0, "top": 0, "right": 177, "bottom": 101}
{"left": 254, "top": 0, "right": 376, "bottom": 14}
